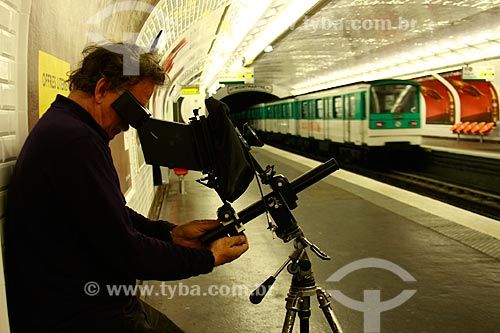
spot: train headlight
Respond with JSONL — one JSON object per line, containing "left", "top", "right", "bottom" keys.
{"left": 395, "top": 121, "right": 402, "bottom": 127}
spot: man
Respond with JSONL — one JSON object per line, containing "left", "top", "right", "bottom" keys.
{"left": 5, "top": 43, "right": 249, "bottom": 332}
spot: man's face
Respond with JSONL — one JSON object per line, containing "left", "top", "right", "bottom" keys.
{"left": 102, "top": 79, "right": 156, "bottom": 140}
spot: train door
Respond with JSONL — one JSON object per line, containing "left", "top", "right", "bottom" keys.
{"left": 292, "top": 100, "right": 300, "bottom": 136}
{"left": 323, "top": 97, "right": 332, "bottom": 140}
{"left": 282, "top": 103, "right": 290, "bottom": 134}
{"left": 343, "top": 94, "right": 356, "bottom": 143}
{"left": 265, "top": 105, "right": 272, "bottom": 132}
{"left": 306, "top": 100, "right": 313, "bottom": 138}
{"left": 281, "top": 102, "right": 295, "bottom": 134}
{"left": 260, "top": 106, "right": 266, "bottom": 131}
{"left": 359, "top": 91, "right": 367, "bottom": 144}
{"left": 314, "top": 98, "right": 325, "bottom": 140}
{"left": 299, "top": 100, "right": 311, "bottom": 138}
{"left": 272, "top": 104, "right": 280, "bottom": 133}
{"left": 331, "top": 96, "right": 343, "bottom": 143}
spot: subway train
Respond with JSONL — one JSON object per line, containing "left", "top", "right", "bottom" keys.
{"left": 234, "top": 73, "right": 499, "bottom": 161}
{"left": 235, "top": 79, "right": 422, "bottom": 161}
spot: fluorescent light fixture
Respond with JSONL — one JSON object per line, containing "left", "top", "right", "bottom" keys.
{"left": 242, "top": 0, "right": 322, "bottom": 65}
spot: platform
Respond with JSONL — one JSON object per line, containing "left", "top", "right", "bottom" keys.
{"left": 142, "top": 145, "right": 500, "bottom": 333}
{"left": 422, "top": 136, "right": 500, "bottom": 159}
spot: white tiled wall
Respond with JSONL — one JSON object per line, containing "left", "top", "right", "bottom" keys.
{"left": 0, "top": 0, "right": 31, "bottom": 331}
{"left": 125, "top": 164, "right": 155, "bottom": 217}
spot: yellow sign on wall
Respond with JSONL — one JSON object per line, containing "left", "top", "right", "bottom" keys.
{"left": 38, "top": 50, "right": 70, "bottom": 117}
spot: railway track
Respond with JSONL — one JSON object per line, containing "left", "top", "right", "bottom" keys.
{"left": 266, "top": 142, "right": 500, "bottom": 222}
{"left": 343, "top": 165, "right": 500, "bottom": 221}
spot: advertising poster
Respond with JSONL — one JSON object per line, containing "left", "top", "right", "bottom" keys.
{"left": 413, "top": 75, "right": 455, "bottom": 125}
{"left": 38, "top": 51, "right": 70, "bottom": 117}
{"left": 441, "top": 71, "right": 498, "bottom": 123}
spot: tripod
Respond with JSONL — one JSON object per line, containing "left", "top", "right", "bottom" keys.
{"left": 197, "top": 145, "right": 343, "bottom": 331}
{"left": 250, "top": 235, "right": 343, "bottom": 333}
{"left": 282, "top": 237, "right": 343, "bottom": 333}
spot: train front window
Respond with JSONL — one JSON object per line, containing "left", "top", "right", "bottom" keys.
{"left": 371, "top": 84, "right": 418, "bottom": 114}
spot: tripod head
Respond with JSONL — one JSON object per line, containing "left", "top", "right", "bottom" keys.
{"left": 199, "top": 156, "right": 339, "bottom": 246}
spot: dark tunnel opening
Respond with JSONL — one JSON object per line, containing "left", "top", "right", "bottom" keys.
{"left": 220, "top": 91, "right": 278, "bottom": 114}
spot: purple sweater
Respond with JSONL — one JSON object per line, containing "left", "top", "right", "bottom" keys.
{"left": 5, "top": 95, "right": 214, "bottom": 331}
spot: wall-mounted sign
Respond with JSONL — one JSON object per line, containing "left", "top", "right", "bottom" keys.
{"left": 227, "top": 84, "right": 272, "bottom": 94}
{"left": 219, "top": 67, "right": 254, "bottom": 84}
{"left": 462, "top": 65, "right": 495, "bottom": 82}
{"left": 181, "top": 86, "right": 200, "bottom": 95}
{"left": 38, "top": 51, "right": 70, "bottom": 117}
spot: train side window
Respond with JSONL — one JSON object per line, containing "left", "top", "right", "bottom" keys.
{"left": 316, "top": 99, "right": 324, "bottom": 119}
{"left": 349, "top": 95, "right": 356, "bottom": 118}
{"left": 334, "top": 97, "right": 342, "bottom": 118}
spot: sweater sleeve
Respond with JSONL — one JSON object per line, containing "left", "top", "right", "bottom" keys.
{"left": 57, "top": 135, "right": 214, "bottom": 281}
{"left": 127, "top": 207, "right": 176, "bottom": 242}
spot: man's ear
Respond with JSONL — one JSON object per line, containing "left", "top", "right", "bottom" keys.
{"left": 94, "top": 78, "right": 110, "bottom": 103}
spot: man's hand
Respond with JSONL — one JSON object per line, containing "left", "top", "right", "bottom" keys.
{"left": 209, "top": 234, "right": 249, "bottom": 266}
{"left": 170, "top": 219, "right": 249, "bottom": 266}
{"left": 171, "top": 219, "right": 221, "bottom": 249}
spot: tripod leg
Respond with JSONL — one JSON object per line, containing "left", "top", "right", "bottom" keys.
{"left": 282, "top": 292, "right": 299, "bottom": 333}
{"left": 316, "top": 288, "right": 343, "bottom": 333}
{"left": 298, "top": 295, "right": 311, "bottom": 333}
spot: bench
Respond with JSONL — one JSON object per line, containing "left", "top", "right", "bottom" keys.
{"left": 450, "top": 121, "right": 495, "bottom": 143}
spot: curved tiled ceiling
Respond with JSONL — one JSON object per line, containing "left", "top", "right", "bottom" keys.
{"left": 135, "top": 0, "right": 500, "bottom": 96}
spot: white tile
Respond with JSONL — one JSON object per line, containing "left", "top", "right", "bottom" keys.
{"left": 0, "top": 135, "right": 16, "bottom": 161}
{"left": 0, "top": 0, "right": 18, "bottom": 32}
{"left": 0, "top": 84, "right": 17, "bottom": 109}
{"left": 0, "top": 110, "right": 15, "bottom": 134}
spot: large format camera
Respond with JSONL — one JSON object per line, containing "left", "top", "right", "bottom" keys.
{"left": 111, "top": 91, "right": 339, "bottom": 243}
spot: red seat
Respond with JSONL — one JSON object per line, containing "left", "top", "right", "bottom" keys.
{"left": 173, "top": 168, "right": 189, "bottom": 194}
{"left": 470, "top": 121, "right": 486, "bottom": 134}
{"left": 455, "top": 121, "right": 470, "bottom": 133}
{"left": 450, "top": 122, "right": 463, "bottom": 133}
{"left": 462, "top": 122, "right": 477, "bottom": 134}
{"left": 173, "top": 168, "right": 188, "bottom": 176}
{"left": 479, "top": 122, "right": 495, "bottom": 134}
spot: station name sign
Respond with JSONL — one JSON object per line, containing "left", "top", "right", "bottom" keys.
{"left": 227, "top": 84, "right": 273, "bottom": 94}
